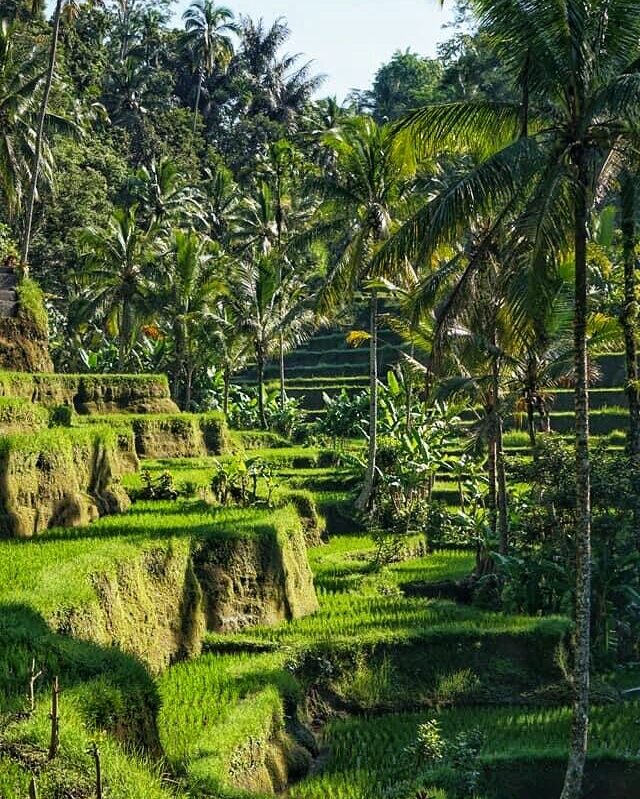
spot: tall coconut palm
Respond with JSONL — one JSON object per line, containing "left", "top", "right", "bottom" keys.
{"left": 618, "top": 174, "right": 640, "bottom": 545}
{"left": 317, "top": 116, "right": 415, "bottom": 510}
{"left": 127, "top": 157, "right": 202, "bottom": 234}
{"left": 379, "top": 3, "right": 640, "bottom": 794}
{"left": 233, "top": 253, "right": 314, "bottom": 429}
{"left": 210, "top": 301, "right": 251, "bottom": 417}
{"left": 234, "top": 141, "right": 318, "bottom": 408}
{"left": 0, "top": 19, "right": 51, "bottom": 222}
{"left": 21, "top": 0, "right": 92, "bottom": 267}
{"left": 78, "top": 204, "right": 153, "bottom": 370}
{"left": 162, "top": 228, "right": 226, "bottom": 409}
{"left": 182, "top": 0, "right": 237, "bottom": 137}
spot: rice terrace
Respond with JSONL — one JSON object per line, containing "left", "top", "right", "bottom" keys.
{"left": 2, "top": 1, "right": 640, "bottom": 798}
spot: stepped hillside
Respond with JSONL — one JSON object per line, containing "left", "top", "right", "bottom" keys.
{"left": 254, "top": 325, "right": 633, "bottom": 438}
{"left": 0, "top": 367, "right": 638, "bottom": 798}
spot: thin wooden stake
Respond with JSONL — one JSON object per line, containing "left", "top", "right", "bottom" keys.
{"left": 48, "top": 676, "right": 60, "bottom": 760}
{"left": 91, "top": 741, "right": 103, "bottom": 799}
{"left": 28, "top": 659, "right": 43, "bottom": 714}
{"left": 28, "top": 775, "right": 38, "bottom": 799}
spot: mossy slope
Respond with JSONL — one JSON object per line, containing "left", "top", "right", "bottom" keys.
{"left": 0, "top": 426, "right": 132, "bottom": 538}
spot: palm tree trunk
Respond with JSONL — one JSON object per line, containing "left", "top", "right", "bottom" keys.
{"left": 192, "top": 74, "right": 203, "bottom": 137}
{"left": 185, "top": 364, "right": 194, "bottom": 411}
{"left": 406, "top": 344, "right": 415, "bottom": 432}
{"left": 173, "top": 323, "right": 186, "bottom": 408}
{"left": 223, "top": 364, "right": 231, "bottom": 418}
{"left": 493, "top": 359, "right": 509, "bottom": 555}
{"left": 279, "top": 332, "right": 286, "bottom": 410}
{"left": 256, "top": 348, "right": 267, "bottom": 430}
{"left": 21, "top": 0, "right": 63, "bottom": 268}
{"left": 119, "top": 302, "right": 130, "bottom": 374}
{"left": 486, "top": 407, "right": 498, "bottom": 538}
{"left": 560, "top": 152, "right": 592, "bottom": 799}
{"left": 356, "top": 292, "right": 378, "bottom": 511}
{"left": 526, "top": 395, "right": 537, "bottom": 452}
{"left": 620, "top": 173, "right": 640, "bottom": 548}
{"left": 496, "top": 412, "right": 509, "bottom": 555}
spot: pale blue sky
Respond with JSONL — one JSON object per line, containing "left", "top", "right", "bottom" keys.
{"left": 173, "top": 1, "right": 455, "bottom": 99}
{"left": 48, "top": 1, "right": 456, "bottom": 100}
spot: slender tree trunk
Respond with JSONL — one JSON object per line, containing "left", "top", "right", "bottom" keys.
{"left": 406, "top": 344, "right": 415, "bottom": 432}
{"left": 119, "top": 298, "right": 131, "bottom": 373}
{"left": 486, "top": 407, "right": 498, "bottom": 537}
{"left": 185, "top": 364, "right": 194, "bottom": 411}
{"left": 560, "top": 152, "right": 592, "bottom": 799}
{"left": 256, "top": 348, "right": 267, "bottom": 430}
{"left": 173, "top": 330, "right": 184, "bottom": 408}
{"left": 192, "top": 75, "right": 202, "bottom": 137}
{"left": 620, "top": 173, "right": 640, "bottom": 548}
{"left": 356, "top": 292, "right": 378, "bottom": 511}
{"left": 496, "top": 412, "right": 509, "bottom": 555}
{"left": 223, "top": 364, "right": 231, "bottom": 418}
{"left": 21, "top": 0, "right": 63, "bottom": 268}
{"left": 493, "top": 359, "right": 509, "bottom": 554}
{"left": 279, "top": 332, "right": 286, "bottom": 410}
{"left": 526, "top": 395, "right": 537, "bottom": 452}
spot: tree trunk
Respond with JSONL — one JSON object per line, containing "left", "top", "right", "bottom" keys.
{"left": 406, "top": 344, "right": 415, "bottom": 432}
{"left": 526, "top": 395, "right": 537, "bottom": 452}
{"left": 356, "top": 292, "right": 378, "bottom": 511}
{"left": 486, "top": 407, "right": 497, "bottom": 538}
{"left": 620, "top": 173, "right": 640, "bottom": 548}
{"left": 223, "top": 364, "right": 231, "bottom": 417}
{"left": 256, "top": 348, "right": 267, "bottom": 430}
{"left": 496, "top": 411, "right": 509, "bottom": 555}
{"left": 493, "top": 359, "right": 509, "bottom": 555}
{"left": 185, "top": 364, "right": 194, "bottom": 411}
{"left": 279, "top": 331, "right": 286, "bottom": 410}
{"left": 173, "top": 329, "right": 184, "bottom": 408}
{"left": 192, "top": 74, "right": 202, "bottom": 137}
{"left": 560, "top": 152, "right": 592, "bottom": 799}
{"left": 21, "top": 0, "right": 63, "bottom": 268}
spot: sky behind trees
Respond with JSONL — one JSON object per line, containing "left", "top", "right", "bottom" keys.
{"left": 172, "top": 0, "right": 455, "bottom": 99}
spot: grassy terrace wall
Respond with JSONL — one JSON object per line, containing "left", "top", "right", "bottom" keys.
{"left": 0, "top": 500, "right": 318, "bottom": 796}
{"left": 158, "top": 651, "right": 314, "bottom": 796}
{"left": 0, "top": 501, "right": 317, "bottom": 681}
{"left": 83, "top": 411, "right": 230, "bottom": 459}
{"left": 0, "top": 426, "right": 133, "bottom": 538}
{"left": 0, "top": 397, "right": 49, "bottom": 434}
{"left": 0, "top": 372, "right": 178, "bottom": 415}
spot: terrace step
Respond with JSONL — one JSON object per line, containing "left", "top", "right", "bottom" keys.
{"left": 0, "top": 270, "right": 17, "bottom": 290}
{"left": 0, "top": 298, "right": 17, "bottom": 318}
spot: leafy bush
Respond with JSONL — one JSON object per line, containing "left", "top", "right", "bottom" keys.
{"left": 210, "top": 456, "right": 278, "bottom": 507}
{"left": 500, "top": 435, "right": 640, "bottom": 662}
{"left": 139, "top": 470, "right": 179, "bottom": 500}
{"left": 49, "top": 404, "right": 74, "bottom": 428}
{"left": 317, "top": 388, "right": 369, "bottom": 442}
{"left": 16, "top": 277, "right": 48, "bottom": 336}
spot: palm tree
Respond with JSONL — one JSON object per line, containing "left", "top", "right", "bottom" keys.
{"left": 238, "top": 16, "right": 324, "bottom": 131}
{"left": 618, "top": 174, "right": 640, "bottom": 545}
{"left": 210, "top": 301, "right": 250, "bottom": 417}
{"left": 21, "top": 0, "right": 92, "bottom": 267}
{"left": 233, "top": 143, "right": 317, "bottom": 408}
{"left": 162, "top": 229, "right": 226, "bottom": 409}
{"left": 78, "top": 204, "right": 153, "bottom": 370}
{"left": 0, "top": 19, "right": 51, "bottom": 222}
{"left": 126, "top": 157, "right": 202, "bottom": 233}
{"left": 317, "top": 116, "right": 415, "bottom": 510}
{"left": 182, "top": 0, "right": 237, "bottom": 137}
{"left": 233, "top": 253, "right": 314, "bottom": 429}
{"left": 379, "top": 3, "right": 640, "bottom": 794}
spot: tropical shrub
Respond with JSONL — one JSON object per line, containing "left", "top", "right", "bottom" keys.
{"left": 317, "top": 389, "right": 369, "bottom": 442}
{"left": 499, "top": 436, "right": 640, "bottom": 662}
